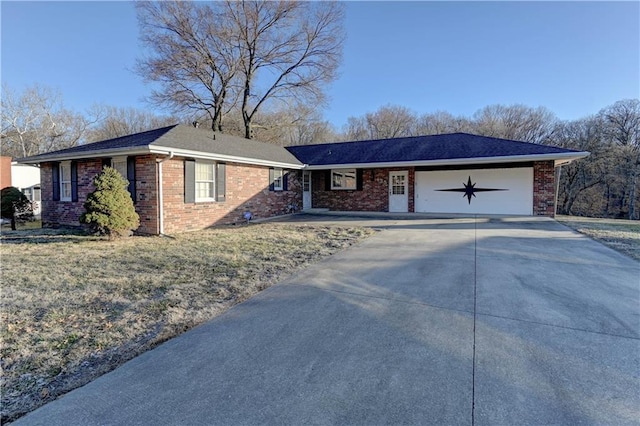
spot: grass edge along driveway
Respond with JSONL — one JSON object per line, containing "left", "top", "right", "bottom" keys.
{"left": 0, "top": 223, "right": 374, "bottom": 423}
{"left": 556, "top": 215, "right": 640, "bottom": 261}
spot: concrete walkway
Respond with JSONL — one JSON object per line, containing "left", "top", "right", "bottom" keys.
{"left": 14, "top": 216, "right": 640, "bottom": 425}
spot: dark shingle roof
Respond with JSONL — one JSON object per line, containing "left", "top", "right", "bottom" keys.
{"left": 286, "top": 133, "right": 584, "bottom": 166}
{"left": 20, "top": 128, "right": 587, "bottom": 168}
{"left": 20, "top": 124, "right": 302, "bottom": 166}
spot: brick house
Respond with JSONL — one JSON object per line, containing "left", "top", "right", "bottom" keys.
{"left": 288, "top": 134, "right": 588, "bottom": 216}
{"left": 18, "top": 125, "right": 588, "bottom": 234}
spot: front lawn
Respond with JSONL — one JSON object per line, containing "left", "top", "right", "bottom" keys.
{"left": 0, "top": 223, "right": 374, "bottom": 423}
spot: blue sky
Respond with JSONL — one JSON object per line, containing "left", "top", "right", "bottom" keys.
{"left": 2, "top": 1, "right": 638, "bottom": 129}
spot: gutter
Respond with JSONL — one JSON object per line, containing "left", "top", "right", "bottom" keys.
{"left": 156, "top": 152, "right": 175, "bottom": 235}
{"left": 300, "top": 151, "right": 590, "bottom": 170}
{"left": 18, "top": 146, "right": 303, "bottom": 170}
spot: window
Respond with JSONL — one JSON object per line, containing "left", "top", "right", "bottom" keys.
{"left": 112, "top": 156, "right": 128, "bottom": 179}
{"left": 273, "top": 168, "right": 284, "bottom": 191}
{"left": 331, "top": 169, "right": 357, "bottom": 190}
{"left": 60, "top": 161, "right": 72, "bottom": 201}
{"left": 184, "top": 160, "right": 225, "bottom": 204}
{"left": 195, "top": 162, "right": 215, "bottom": 201}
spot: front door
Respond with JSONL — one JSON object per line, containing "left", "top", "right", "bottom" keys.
{"left": 389, "top": 171, "right": 408, "bottom": 212}
{"left": 302, "top": 170, "right": 312, "bottom": 210}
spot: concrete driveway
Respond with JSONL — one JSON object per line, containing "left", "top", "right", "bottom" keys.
{"left": 14, "top": 216, "right": 640, "bottom": 425}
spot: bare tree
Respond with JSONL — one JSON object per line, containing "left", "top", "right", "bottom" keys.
{"left": 226, "top": 1, "right": 345, "bottom": 139}
{"left": 136, "top": 1, "right": 240, "bottom": 132}
{"left": 599, "top": 99, "right": 640, "bottom": 219}
{"left": 251, "top": 104, "right": 337, "bottom": 146}
{"left": 415, "top": 111, "right": 474, "bottom": 135}
{"left": 136, "top": 1, "right": 345, "bottom": 139}
{"left": 472, "top": 104, "right": 556, "bottom": 144}
{"left": 86, "top": 105, "right": 181, "bottom": 142}
{"left": 547, "top": 117, "right": 608, "bottom": 215}
{"left": 1, "top": 84, "right": 92, "bottom": 158}
{"left": 344, "top": 105, "right": 417, "bottom": 140}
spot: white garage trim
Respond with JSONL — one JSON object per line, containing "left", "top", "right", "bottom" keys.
{"left": 415, "top": 168, "right": 533, "bottom": 215}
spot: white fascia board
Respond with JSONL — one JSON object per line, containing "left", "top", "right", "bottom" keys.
{"left": 19, "top": 146, "right": 304, "bottom": 169}
{"left": 149, "top": 146, "right": 304, "bottom": 169}
{"left": 302, "top": 151, "right": 590, "bottom": 170}
{"left": 17, "top": 147, "right": 154, "bottom": 164}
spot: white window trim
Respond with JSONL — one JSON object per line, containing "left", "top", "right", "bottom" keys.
{"left": 273, "top": 168, "right": 284, "bottom": 191}
{"left": 331, "top": 168, "right": 357, "bottom": 190}
{"left": 60, "top": 161, "right": 72, "bottom": 201}
{"left": 195, "top": 161, "right": 216, "bottom": 202}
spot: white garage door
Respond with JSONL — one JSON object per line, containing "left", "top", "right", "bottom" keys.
{"left": 415, "top": 167, "right": 533, "bottom": 215}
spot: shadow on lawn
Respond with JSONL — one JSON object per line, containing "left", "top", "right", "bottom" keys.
{"left": 0, "top": 227, "right": 102, "bottom": 244}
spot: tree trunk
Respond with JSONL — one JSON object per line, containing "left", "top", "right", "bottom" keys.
{"left": 10, "top": 203, "right": 16, "bottom": 231}
{"left": 628, "top": 168, "right": 638, "bottom": 220}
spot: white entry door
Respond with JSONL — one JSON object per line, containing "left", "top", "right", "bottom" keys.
{"left": 389, "top": 171, "right": 408, "bottom": 212}
{"left": 302, "top": 171, "right": 312, "bottom": 210}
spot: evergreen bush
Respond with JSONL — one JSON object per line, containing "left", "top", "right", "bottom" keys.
{"left": 1, "top": 187, "right": 34, "bottom": 230}
{"left": 80, "top": 167, "right": 139, "bottom": 238}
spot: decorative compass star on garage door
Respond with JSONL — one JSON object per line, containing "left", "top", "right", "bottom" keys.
{"left": 436, "top": 176, "right": 507, "bottom": 204}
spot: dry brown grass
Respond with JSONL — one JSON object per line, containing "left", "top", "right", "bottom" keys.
{"left": 556, "top": 215, "right": 640, "bottom": 261}
{"left": 0, "top": 223, "right": 374, "bottom": 423}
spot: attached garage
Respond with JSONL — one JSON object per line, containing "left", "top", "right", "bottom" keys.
{"left": 286, "top": 133, "right": 590, "bottom": 217}
{"left": 415, "top": 166, "right": 533, "bottom": 215}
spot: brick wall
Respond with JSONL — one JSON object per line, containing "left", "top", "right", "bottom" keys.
{"left": 312, "top": 168, "right": 415, "bottom": 212}
{"left": 532, "top": 160, "right": 556, "bottom": 216}
{"left": 40, "top": 158, "right": 160, "bottom": 234}
{"left": 133, "top": 155, "right": 160, "bottom": 234}
{"left": 161, "top": 158, "right": 301, "bottom": 234}
{"left": 41, "top": 160, "right": 102, "bottom": 227}
{"left": 40, "top": 156, "right": 301, "bottom": 234}
{"left": 0, "top": 156, "right": 12, "bottom": 189}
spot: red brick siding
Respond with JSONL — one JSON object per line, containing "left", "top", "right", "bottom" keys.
{"left": 133, "top": 155, "right": 160, "bottom": 235}
{"left": 312, "top": 168, "right": 415, "bottom": 212}
{"left": 532, "top": 160, "right": 556, "bottom": 216}
{"left": 161, "top": 158, "right": 301, "bottom": 234}
{"left": 41, "top": 160, "right": 103, "bottom": 227}
{"left": 41, "top": 157, "right": 160, "bottom": 234}
{"left": 0, "top": 156, "right": 12, "bottom": 189}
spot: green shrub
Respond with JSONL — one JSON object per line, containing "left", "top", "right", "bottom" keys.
{"left": 80, "top": 167, "right": 139, "bottom": 238}
{"left": 1, "top": 187, "right": 34, "bottom": 230}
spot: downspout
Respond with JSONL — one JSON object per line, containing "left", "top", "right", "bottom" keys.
{"left": 555, "top": 162, "right": 564, "bottom": 217}
{"left": 156, "top": 152, "right": 174, "bottom": 235}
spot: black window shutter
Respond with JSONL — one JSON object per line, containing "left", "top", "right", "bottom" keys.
{"left": 52, "top": 162, "right": 60, "bottom": 201}
{"left": 217, "top": 163, "right": 226, "bottom": 202}
{"left": 269, "top": 168, "right": 275, "bottom": 191}
{"left": 102, "top": 158, "right": 112, "bottom": 169}
{"left": 283, "top": 171, "right": 289, "bottom": 191}
{"left": 356, "top": 169, "right": 364, "bottom": 191}
{"left": 184, "top": 159, "right": 195, "bottom": 203}
{"left": 71, "top": 161, "right": 79, "bottom": 202}
{"left": 325, "top": 170, "right": 331, "bottom": 191}
{"left": 127, "top": 156, "right": 137, "bottom": 203}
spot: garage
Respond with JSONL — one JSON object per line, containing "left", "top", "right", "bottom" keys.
{"left": 415, "top": 166, "right": 534, "bottom": 215}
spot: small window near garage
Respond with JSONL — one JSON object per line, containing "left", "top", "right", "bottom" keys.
{"left": 273, "top": 168, "right": 284, "bottom": 191}
{"left": 60, "top": 161, "right": 72, "bottom": 201}
{"left": 195, "top": 161, "right": 215, "bottom": 201}
{"left": 331, "top": 168, "right": 357, "bottom": 190}
{"left": 112, "top": 156, "right": 128, "bottom": 179}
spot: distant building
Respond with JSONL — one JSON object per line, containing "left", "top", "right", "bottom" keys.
{"left": 11, "top": 162, "right": 41, "bottom": 215}
{"left": 0, "top": 156, "right": 11, "bottom": 189}
{"left": 0, "top": 156, "right": 42, "bottom": 216}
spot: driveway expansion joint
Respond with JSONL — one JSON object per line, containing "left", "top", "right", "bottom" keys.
{"left": 475, "top": 311, "right": 640, "bottom": 340}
